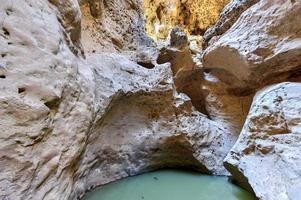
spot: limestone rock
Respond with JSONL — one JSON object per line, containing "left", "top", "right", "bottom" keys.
{"left": 72, "top": 54, "right": 234, "bottom": 199}
{"left": 157, "top": 28, "right": 209, "bottom": 115}
{"left": 224, "top": 82, "right": 301, "bottom": 200}
{"left": 143, "top": 0, "right": 230, "bottom": 40}
{"left": 0, "top": 1, "right": 234, "bottom": 199}
{"left": 203, "top": 0, "right": 260, "bottom": 48}
{"left": 49, "top": 0, "right": 83, "bottom": 55}
{"left": 80, "top": 0, "right": 155, "bottom": 54}
{"left": 203, "top": 0, "right": 301, "bottom": 94}
{"left": 0, "top": 0, "right": 93, "bottom": 199}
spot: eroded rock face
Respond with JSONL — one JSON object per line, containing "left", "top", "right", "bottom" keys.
{"left": 80, "top": 0, "right": 155, "bottom": 54}
{"left": 224, "top": 82, "right": 301, "bottom": 200}
{"left": 2, "top": 0, "right": 301, "bottom": 199}
{"left": 0, "top": 0, "right": 93, "bottom": 199}
{"left": 72, "top": 54, "right": 234, "bottom": 199}
{"left": 203, "top": 0, "right": 301, "bottom": 94}
{"left": 0, "top": 1, "right": 235, "bottom": 199}
{"left": 143, "top": 0, "right": 230, "bottom": 40}
{"left": 157, "top": 27, "right": 208, "bottom": 115}
{"left": 203, "top": 0, "right": 259, "bottom": 48}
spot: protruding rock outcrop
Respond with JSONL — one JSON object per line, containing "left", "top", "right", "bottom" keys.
{"left": 203, "top": 0, "right": 260, "bottom": 48}
{"left": 1, "top": 0, "right": 301, "bottom": 199}
{"left": 225, "top": 82, "right": 301, "bottom": 200}
{"left": 72, "top": 53, "right": 235, "bottom": 199}
{"left": 201, "top": 1, "right": 301, "bottom": 199}
{"left": 203, "top": 0, "right": 301, "bottom": 94}
{"left": 157, "top": 27, "right": 209, "bottom": 115}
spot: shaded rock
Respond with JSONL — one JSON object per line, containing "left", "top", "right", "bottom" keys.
{"left": 157, "top": 28, "right": 209, "bottom": 115}
{"left": 203, "top": 0, "right": 301, "bottom": 94}
{"left": 169, "top": 26, "right": 189, "bottom": 49}
{"left": 0, "top": 1, "right": 93, "bottom": 199}
{"left": 225, "top": 82, "right": 301, "bottom": 200}
{"left": 49, "top": 0, "right": 84, "bottom": 55}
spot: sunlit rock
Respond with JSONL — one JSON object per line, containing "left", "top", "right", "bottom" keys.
{"left": 143, "top": 0, "right": 230, "bottom": 40}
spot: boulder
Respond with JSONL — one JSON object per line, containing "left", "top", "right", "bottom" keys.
{"left": 225, "top": 82, "right": 301, "bottom": 200}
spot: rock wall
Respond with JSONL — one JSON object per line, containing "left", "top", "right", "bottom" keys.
{"left": 203, "top": 0, "right": 301, "bottom": 94}
{"left": 80, "top": 0, "right": 155, "bottom": 54}
{"left": 143, "top": 0, "right": 230, "bottom": 40}
{"left": 225, "top": 82, "right": 301, "bottom": 200}
{"left": 203, "top": 0, "right": 301, "bottom": 200}
{"left": 1, "top": 0, "right": 301, "bottom": 200}
{"left": 0, "top": 0, "right": 235, "bottom": 199}
{"left": 203, "top": 0, "right": 260, "bottom": 48}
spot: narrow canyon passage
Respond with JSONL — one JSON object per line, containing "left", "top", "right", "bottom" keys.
{"left": 0, "top": 0, "right": 301, "bottom": 200}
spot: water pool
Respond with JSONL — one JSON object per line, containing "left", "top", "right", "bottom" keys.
{"left": 83, "top": 169, "right": 256, "bottom": 200}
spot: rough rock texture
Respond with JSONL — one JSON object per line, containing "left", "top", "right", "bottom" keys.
{"left": 49, "top": 0, "right": 83, "bottom": 55}
{"left": 203, "top": 0, "right": 260, "bottom": 48}
{"left": 0, "top": 1, "right": 235, "bottom": 199}
{"left": 157, "top": 27, "right": 209, "bottom": 115}
{"left": 71, "top": 54, "right": 234, "bottom": 199}
{"left": 0, "top": 0, "right": 92, "bottom": 199}
{"left": 203, "top": 0, "right": 301, "bottom": 94}
{"left": 80, "top": 0, "right": 155, "bottom": 54}
{"left": 225, "top": 82, "right": 301, "bottom": 200}
{"left": 2, "top": 0, "right": 301, "bottom": 199}
{"left": 156, "top": 27, "right": 252, "bottom": 162}
{"left": 143, "top": 0, "right": 230, "bottom": 40}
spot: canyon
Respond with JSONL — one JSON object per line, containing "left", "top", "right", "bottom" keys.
{"left": 0, "top": 0, "right": 301, "bottom": 200}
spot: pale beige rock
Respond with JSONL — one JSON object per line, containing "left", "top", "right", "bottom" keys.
{"left": 0, "top": 0, "right": 93, "bottom": 199}
{"left": 157, "top": 28, "right": 252, "bottom": 138}
{"left": 203, "top": 0, "right": 260, "bottom": 48}
{"left": 0, "top": 1, "right": 235, "bottom": 199}
{"left": 225, "top": 82, "right": 301, "bottom": 200}
{"left": 80, "top": 0, "right": 155, "bottom": 54}
{"left": 3, "top": 0, "right": 301, "bottom": 199}
{"left": 72, "top": 54, "right": 235, "bottom": 199}
{"left": 203, "top": 0, "right": 301, "bottom": 93}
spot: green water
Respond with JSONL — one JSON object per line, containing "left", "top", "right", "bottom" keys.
{"left": 83, "top": 170, "right": 256, "bottom": 200}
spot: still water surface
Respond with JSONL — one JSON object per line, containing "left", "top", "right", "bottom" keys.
{"left": 83, "top": 169, "right": 256, "bottom": 200}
